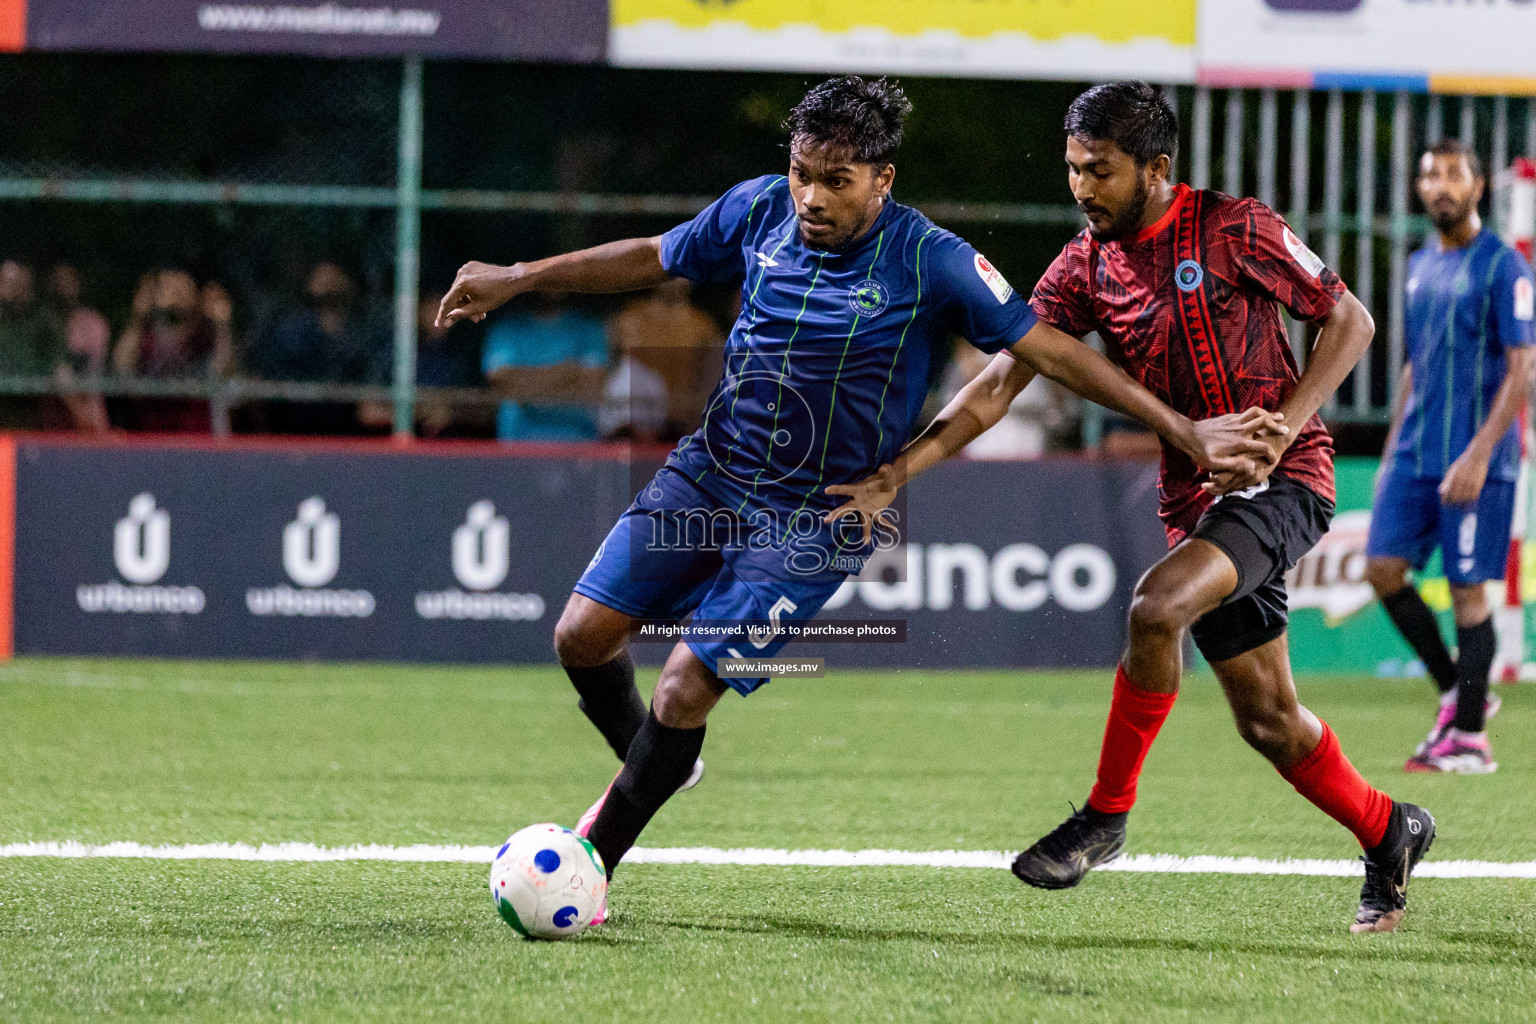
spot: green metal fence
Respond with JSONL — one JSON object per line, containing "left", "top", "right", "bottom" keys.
{"left": 1, "top": 59, "right": 1532, "bottom": 437}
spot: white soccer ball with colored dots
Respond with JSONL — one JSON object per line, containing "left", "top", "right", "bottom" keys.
{"left": 489, "top": 823, "right": 607, "bottom": 939}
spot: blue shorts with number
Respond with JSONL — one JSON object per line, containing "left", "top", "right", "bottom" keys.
{"left": 1365, "top": 466, "right": 1518, "bottom": 585}
{"left": 574, "top": 466, "right": 868, "bottom": 695}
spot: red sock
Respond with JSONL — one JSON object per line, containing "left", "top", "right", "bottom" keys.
{"left": 1086, "top": 665, "right": 1177, "bottom": 814}
{"left": 1278, "top": 722, "right": 1392, "bottom": 849}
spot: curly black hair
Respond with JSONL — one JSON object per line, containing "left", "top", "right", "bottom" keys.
{"left": 1064, "top": 82, "right": 1179, "bottom": 167}
{"left": 783, "top": 76, "right": 912, "bottom": 167}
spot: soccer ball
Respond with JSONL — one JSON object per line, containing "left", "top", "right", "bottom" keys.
{"left": 489, "top": 823, "right": 607, "bottom": 940}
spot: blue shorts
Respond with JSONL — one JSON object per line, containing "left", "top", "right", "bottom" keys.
{"left": 1365, "top": 467, "right": 1518, "bottom": 584}
{"left": 574, "top": 467, "right": 869, "bottom": 695}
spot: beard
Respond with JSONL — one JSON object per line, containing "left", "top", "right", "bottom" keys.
{"left": 799, "top": 207, "right": 874, "bottom": 253}
{"left": 1082, "top": 178, "right": 1151, "bottom": 243}
{"left": 1428, "top": 195, "right": 1476, "bottom": 235}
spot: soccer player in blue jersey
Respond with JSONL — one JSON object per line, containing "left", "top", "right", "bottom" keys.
{"left": 1365, "top": 139, "right": 1536, "bottom": 774}
{"left": 437, "top": 77, "right": 1281, "bottom": 908}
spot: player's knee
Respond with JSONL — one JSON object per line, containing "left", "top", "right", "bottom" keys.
{"left": 650, "top": 670, "right": 717, "bottom": 729}
{"left": 1364, "top": 558, "right": 1409, "bottom": 598}
{"left": 1233, "top": 702, "right": 1305, "bottom": 763}
{"left": 553, "top": 605, "right": 616, "bottom": 668}
{"left": 1448, "top": 584, "right": 1489, "bottom": 626}
{"left": 1128, "top": 588, "right": 1193, "bottom": 640}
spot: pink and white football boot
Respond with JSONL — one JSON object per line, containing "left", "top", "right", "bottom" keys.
{"left": 574, "top": 757, "right": 705, "bottom": 925}
{"left": 1415, "top": 728, "right": 1498, "bottom": 774}
{"left": 1405, "top": 687, "right": 1501, "bottom": 771}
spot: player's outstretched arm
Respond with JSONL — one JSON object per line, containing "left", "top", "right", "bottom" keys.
{"left": 824, "top": 351, "right": 1034, "bottom": 540}
{"left": 436, "top": 236, "right": 672, "bottom": 328}
{"left": 1009, "top": 320, "right": 1286, "bottom": 488}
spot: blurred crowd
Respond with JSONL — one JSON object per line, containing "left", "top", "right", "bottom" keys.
{"left": 0, "top": 257, "right": 1111, "bottom": 457}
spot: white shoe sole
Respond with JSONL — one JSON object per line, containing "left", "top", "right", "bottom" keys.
{"left": 1429, "top": 754, "right": 1498, "bottom": 774}
{"left": 676, "top": 757, "right": 705, "bottom": 793}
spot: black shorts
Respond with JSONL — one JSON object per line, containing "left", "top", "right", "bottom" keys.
{"left": 1187, "top": 473, "right": 1334, "bottom": 663}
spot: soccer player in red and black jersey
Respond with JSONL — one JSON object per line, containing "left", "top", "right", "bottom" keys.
{"left": 828, "top": 83, "right": 1436, "bottom": 932}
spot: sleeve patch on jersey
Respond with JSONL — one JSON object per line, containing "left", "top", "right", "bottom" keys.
{"left": 974, "top": 253, "right": 1013, "bottom": 304}
{"left": 1283, "top": 227, "right": 1326, "bottom": 279}
{"left": 1516, "top": 276, "right": 1534, "bottom": 322}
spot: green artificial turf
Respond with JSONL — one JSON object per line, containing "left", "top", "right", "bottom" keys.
{"left": 1, "top": 657, "right": 1533, "bottom": 1022}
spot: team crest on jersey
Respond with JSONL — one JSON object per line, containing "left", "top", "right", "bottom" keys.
{"left": 1174, "top": 259, "right": 1204, "bottom": 292}
{"left": 1515, "top": 276, "right": 1534, "bottom": 322}
{"left": 973, "top": 253, "right": 1013, "bottom": 304}
{"left": 847, "top": 279, "right": 889, "bottom": 317}
{"left": 1283, "top": 227, "right": 1325, "bottom": 279}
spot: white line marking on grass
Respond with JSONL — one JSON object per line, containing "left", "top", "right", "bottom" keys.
{"left": 2, "top": 842, "right": 1534, "bottom": 878}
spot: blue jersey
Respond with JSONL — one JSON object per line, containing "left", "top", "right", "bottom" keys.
{"left": 659, "top": 174, "right": 1037, "bottom": 519}
{"left": 1392, "top": 228, "right": 1535, "bottom": 480}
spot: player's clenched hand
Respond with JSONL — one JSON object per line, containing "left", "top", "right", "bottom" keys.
{"left": 823, "top": 463, "right": 899, "bottom": 546}
{"left": 436, "top": 261, "right": 523, "bottom": 328}
{"left": 1190, "top": 408, "right": 1288, "bottom": 495}
{"left": 1439, "top": 448, "right": 1490, "bottom": 507}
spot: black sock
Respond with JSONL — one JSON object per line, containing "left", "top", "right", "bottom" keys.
{"left": 1381, "top": 586, "right": 1457, "bottom": 694}
{"left": 1452, "top": 617, "right": 1496, "bottom": 733}
{"left": 564, "top": 650, "right": 647, "bottom": 761}
{"left": 586, "top": 710, "right": 706, "bottom": 877}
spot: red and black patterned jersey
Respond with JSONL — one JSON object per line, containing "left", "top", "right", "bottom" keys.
{"left": 1030, "top": 184, "right": 1343, "bottom": 542}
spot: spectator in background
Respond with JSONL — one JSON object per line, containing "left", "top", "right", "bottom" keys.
{"left": 0, "top": 260, "right": 72, "bottom": 430}
{"left": 257, "top": 261, "right": 383, "bottom": 434}
{"left": 259, "top": 262, "right": 376, "bottom": 383}
{"left": 605, "top": 278, "right": 723, "bottom": 438}
{"left": 598, "top": 323, "right": 668, "bottom": 442}
{"left": 112, "top": 268, "right": 234, "bottom": 433}
{"left": 482, "top": 292, "right": 607, "bottom": 442}
{"left": 47, "top": 263, "right": 110, "bottom": 432}
{"left": 357, "top": 291, "right": 488, "bottom": 438}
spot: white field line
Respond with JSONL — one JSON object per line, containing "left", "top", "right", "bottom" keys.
{"left": 1, "top": 842, "right": 1533, "bottom": 878}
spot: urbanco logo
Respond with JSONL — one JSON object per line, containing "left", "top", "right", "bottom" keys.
{"left": 822, "top": 541, "right": 1116, "bottom": 614}
{"left": 453, "top": 500, "right": 509, "bottom": 591}
{"left": 114, "top": 492, "right": 170, "bottom": 584}
{"left": 416, "top": 500, "right": 545, "bottom": 622}
{"left": 247, "top": 497, "right": 374, "bottom": 618}
{"left": 283, "top": 496, "right": 340, "bottom": 587}
{"left": 78, "top": 494, "right": 205, "bottom": 614}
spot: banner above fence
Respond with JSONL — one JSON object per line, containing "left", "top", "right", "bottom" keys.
{"left": 610, "top": 0, "right": 1197, "bottom": 83}
{"left": 1198, "top": 0, "right": 1536, "bottom": 95}
{"left": 15, "top": 0, "right": 607, "bottom": 62}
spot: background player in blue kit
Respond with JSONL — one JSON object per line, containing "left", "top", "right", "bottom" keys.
{"left": 1365, "top": 140, "right": 1536, "bottom": 774}
{"left": 436, "top": 76, "right": 1282, "bottom": 908}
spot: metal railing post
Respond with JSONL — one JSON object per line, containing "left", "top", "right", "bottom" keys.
{"left": 1493, "top": 94, "right": 1509, "bottom": 234}
{"left": 1224, "top": 88, "right": 1244, "bottom": 197}
{"left": 1258, "top": 88, "right": 1277, "bottom": 208}
{"left": 1323, "top": 89, "right": 1344, "bottom": 411}
{"left": 1354, "top": 89, "right": 1377, "bottom": 414}
{"left": 392, "top": 55, "right": 424, "bottom": 439}
{"left": 1193, "top": 86, "right": 1212, "bottom": 191}
{"left": 1388, "top": 91, "right": 1410, "bottom": 408}
{"left": 1289, "top": 89, "right": 1312, "bottom": 363}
